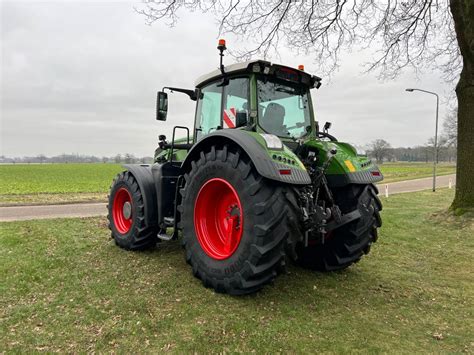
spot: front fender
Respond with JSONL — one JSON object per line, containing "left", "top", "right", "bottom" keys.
{"left": 122, "top": 164, "right": 158, "bottom": 227}
{"left": 304, "top": 140, "right": 384, "bottom": 187}
{"left": 181, "top": 130, "right": 311, "bottom": 185}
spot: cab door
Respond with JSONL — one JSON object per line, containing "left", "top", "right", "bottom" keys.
{"left": 222, "top": 77, "right": 249, "bottom": 130}
{"left": 194, "top": 77, "right": 249, "bottom": 141}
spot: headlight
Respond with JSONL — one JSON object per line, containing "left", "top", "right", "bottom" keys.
{"left": 260, "top": 134, "right": 283, "bottom": 150}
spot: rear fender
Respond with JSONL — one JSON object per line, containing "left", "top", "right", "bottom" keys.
{"left": 181, "top": 130, "right": 311, "bottom": 185}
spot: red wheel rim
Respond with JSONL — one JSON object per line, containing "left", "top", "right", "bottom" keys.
{"left": 194, "top": 178, "right": 244, "bottom": 260}
{"left": 112, "top": 187, "right": 133, "bottom": 234}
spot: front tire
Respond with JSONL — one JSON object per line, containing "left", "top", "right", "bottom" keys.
{"left": 107, "top": 171, "right": 157, "bottom": 250}
{"left": 295, "top": 184, "right": 382, "bottom": 271}
{"left": 179, "top": 146, "right": 291, "bottom": 295}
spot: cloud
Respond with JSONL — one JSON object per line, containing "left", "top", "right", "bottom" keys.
{"left": 1, "top": 1, "right": 454, "bottom": 156}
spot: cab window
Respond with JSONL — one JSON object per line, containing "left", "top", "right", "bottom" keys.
{"left": 195, "top": 82, "right": 222, "bottom": 139}
{"left": 258, "top": 79, "right": 311, "bottom": 139}
{"left": 223, "top": 78, "right": 249, "bottom": 129}
{"left": 195, "top": 78, "right": 250, "bottom": 140}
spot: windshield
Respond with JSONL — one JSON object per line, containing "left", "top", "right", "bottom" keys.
{"left": 257, "top": 79, "right": 311, "bottom": 139}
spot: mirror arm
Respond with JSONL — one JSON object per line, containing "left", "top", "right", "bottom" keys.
{"left": 162, "top": 87, "right": 197, "bottom": 101}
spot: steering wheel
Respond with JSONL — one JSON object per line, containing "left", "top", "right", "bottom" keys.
{"left": 317, "top": 131, "right": 338, "bottom": 141}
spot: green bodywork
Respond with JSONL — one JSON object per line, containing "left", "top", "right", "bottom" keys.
{"left": 304, "top": 140, "right": 376, "bottom": 175}
{"left": 154, "top": 132, "right": 305, "bottom": 170}
{"left": 155, "top": 133, "right": 378, "bottom": 178}
{"left": 155, "top": 70, "right": 381, "bottom": 179}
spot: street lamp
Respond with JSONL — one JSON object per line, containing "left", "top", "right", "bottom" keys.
{"left": 405, "top": 88, "right": 439, "bottom": 192}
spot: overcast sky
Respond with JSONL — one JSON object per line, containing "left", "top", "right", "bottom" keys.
{"left": 1, "top": 1, "right": 456, "bottom": 157}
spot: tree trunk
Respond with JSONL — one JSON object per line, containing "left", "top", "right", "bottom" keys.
{"left": 450, "top": 0, "right": 474, "bottom": 209}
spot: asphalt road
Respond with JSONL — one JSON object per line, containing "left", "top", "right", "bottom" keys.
{"left": 377, "top": 173, "right": 456, "bottom": 195}
{"left": 0, "top": 174, "right": 456, "bottom": 222}
{"left": 0, "top": 202, "right": 107, "bottom": 222}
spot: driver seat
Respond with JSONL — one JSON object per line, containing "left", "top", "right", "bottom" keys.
{"left": 262, "top": 103, "right": 286, "bottom": 135}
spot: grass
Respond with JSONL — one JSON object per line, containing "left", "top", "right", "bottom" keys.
{"left": 1, "top": 189, "right": 472, "bottom": 352}
{"left": 0, "top": 164, "right": 123, "bottom": 206}
{"left": 379, "top": 162, "right": 456, "bottom": 183}
{"left": 0, "top": 162, "right": 456, "bottom": 206}
{"left": 0, "top": 163, "right": 123, "bottom": 194}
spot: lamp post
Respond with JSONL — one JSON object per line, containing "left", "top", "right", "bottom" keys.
{"left": 405, "top": 88, "right": 439, "bottom": 192}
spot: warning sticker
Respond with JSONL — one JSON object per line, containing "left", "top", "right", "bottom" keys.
{"left": 223, "top": 108, "right": 236, "bottom": 129}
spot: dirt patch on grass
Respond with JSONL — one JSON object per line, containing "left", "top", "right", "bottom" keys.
{"left": 0, "top": 192, "right": 107, "bottom": 206}
{"left": 430, "top": 208, "right": 474, "bottom": 229}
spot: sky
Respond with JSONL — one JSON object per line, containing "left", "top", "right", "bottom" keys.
{"left": 0, "top": 1, "right": 456, "bottom": 157}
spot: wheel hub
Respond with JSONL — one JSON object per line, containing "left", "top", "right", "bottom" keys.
{"left": 194, "top": 178, "right": 244, "bottom": 260}
{"left": 122, "top": 201, "right": 132, "bottom": 219}
{"left": 227, "top": 204, "right": 241, "bottom": 229}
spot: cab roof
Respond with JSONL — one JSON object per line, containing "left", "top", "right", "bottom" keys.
{"left": 195, "top": 60, "right": 322, "bottom": 89}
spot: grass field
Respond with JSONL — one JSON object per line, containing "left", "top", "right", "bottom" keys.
{"left": 0, "top": 162, "right": 456, "bottom": 205}
{"left": 0, "top": 163, "right": 123, "bottom": 194}
{"left": 0, "top": 164, "right": 123, "bottom": 205}
{"left": 379, "top": 162, "right": 456, "bottom": 183}
{"left": 1, "top": 189, "right": 472, "bottom": 352}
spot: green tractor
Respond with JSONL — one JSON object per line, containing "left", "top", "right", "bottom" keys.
{"left": 108, "top": 40, "right": 383, "bottom": 295}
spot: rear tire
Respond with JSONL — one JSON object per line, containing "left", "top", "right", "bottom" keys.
{"left": 295, "top": 184, "right": 382, "bottom": 271}
{"left": 179, "top": 145, "right": 290, "bottom": 295}
{"left": 107, "top": 171, "right": 157, "bottom": 250}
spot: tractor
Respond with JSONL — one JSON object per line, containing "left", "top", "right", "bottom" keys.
{"left": 108, "top": 40, "right": 383, "bottom": 295}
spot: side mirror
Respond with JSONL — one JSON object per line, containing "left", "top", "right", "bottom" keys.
{"left": 156, "top": 91, "right": 168, "bottom": 121}
{"left": 323, "top": 121, "right": 332, "bottom": 132}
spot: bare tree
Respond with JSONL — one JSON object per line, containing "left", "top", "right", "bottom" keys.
{"left": 139, "top": 0, "right": 473, "bottom": 209}
{"left": 37, "top": 154, "right": 46, "bottom": 164}
{"left": 368, "top": 139, "right": 392, "bottom": 164}
{"left": 139, "top": 1, "right": 459, "bottom": 78}
{"left": 443, "top": 107, "right": 458, "bottom": 148}
{"left": 124, "top": 153, "right": 136, "bottom": 164}
{"left": 427, "top": 135, "right": 449, "bottom": 163}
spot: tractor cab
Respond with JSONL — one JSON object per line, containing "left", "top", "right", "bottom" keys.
{"left": 193, "top": 63, "right": 319, "bottom": 142}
